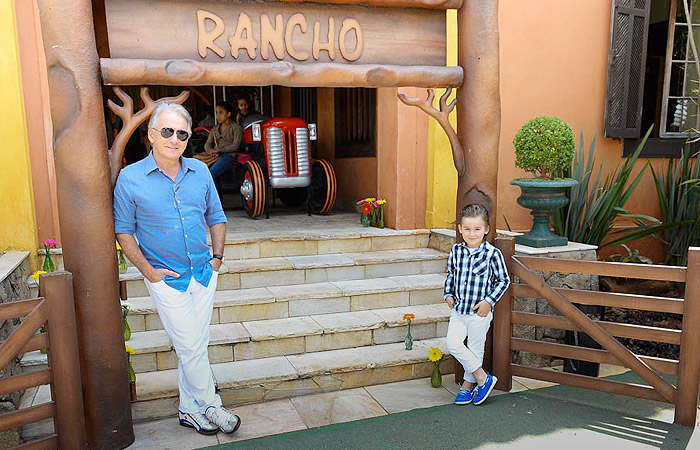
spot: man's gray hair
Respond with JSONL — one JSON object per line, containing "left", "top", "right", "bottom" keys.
{"left": 148, "top": 102, "right": 192, "bottom": 132}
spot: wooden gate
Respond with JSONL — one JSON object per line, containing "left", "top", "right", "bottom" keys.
{"left": 491, "top": 237, "right": 700, "bottom": 427}
{"left": 0, "top": 272, "right": 86, "bottom": 449}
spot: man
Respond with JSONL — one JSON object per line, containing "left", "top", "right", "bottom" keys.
{"left": 114, "top": 103, "right": 241, "bottom": 435}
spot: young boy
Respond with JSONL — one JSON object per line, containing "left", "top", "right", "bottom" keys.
{"left": 444, "top": 204, "right": 510, "bottom": 405}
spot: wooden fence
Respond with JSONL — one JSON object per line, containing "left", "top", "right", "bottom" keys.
{"left": 0, "top": 272, "right": 86, "bottom": 450}
{"left": 491, "top": 237, "right": 700, "bottom": 427}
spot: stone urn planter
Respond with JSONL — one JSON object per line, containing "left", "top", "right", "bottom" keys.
{"left": 510, "top": 178, "right": 578, "bottom": 248}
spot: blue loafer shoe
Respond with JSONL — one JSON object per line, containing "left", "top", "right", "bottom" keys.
{"left": 473, "top": 373, "right": 498, "bottom": 405}
{"left": 454, "top": 387, "right": 474, "bottom": 405}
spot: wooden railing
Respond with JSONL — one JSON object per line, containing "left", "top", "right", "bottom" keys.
{"left": 0, "top": 272, "right": 86, "bottom": 450}
{"left": 491, "top": 237, "right": 700, "bottom": 427}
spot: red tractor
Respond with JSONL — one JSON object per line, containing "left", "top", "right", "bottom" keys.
{"left": 239, "top": 115, "right": 337, "bottom": 218}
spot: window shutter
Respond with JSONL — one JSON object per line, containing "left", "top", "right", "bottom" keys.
{"left": 604, "top": 0, "right": 651, "bottom": 138}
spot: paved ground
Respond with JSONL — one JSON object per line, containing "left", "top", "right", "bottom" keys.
{"left": 125, "top": 365, "right": 700, "bottom": 450}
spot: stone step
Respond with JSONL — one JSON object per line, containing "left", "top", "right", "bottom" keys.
{"left": 21, "top": 303, "right": 451, "bottom": 374}
{"left": 131, "top": 337, "right": 454, "bottom": 422}
{"left": 124, "top": 273, "right": 447, "bottom": 332}
{"left": 120, "top": 248, "right": 448, "bottom": 298}
{"left": 37, "top": 229, "right": 431, "bottom": 274}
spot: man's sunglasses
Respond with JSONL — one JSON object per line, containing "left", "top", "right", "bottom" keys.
{"left": 154, "top": 127, "right": 190, "bottom": 141}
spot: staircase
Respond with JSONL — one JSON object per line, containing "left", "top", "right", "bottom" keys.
{"left": 21, "top": 217, "right": 455, "bottom": 425}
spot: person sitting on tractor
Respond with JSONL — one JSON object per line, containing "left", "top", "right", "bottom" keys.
{"left": 205, "top": 102, "right": 243, "bottom": 181}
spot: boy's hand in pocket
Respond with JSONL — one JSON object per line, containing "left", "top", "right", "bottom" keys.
{"left": 473, "top": 300, "right": 491, "bottom": 317}
{"left": 445, "top": 296, "right": 454, "bottom": 309}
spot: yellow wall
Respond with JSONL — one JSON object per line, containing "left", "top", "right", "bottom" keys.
{"left": 426, "top": 9, "right": 458, "bottom": 229}
{"left": 0, "top": 0, "right": 38, "bottom": 264}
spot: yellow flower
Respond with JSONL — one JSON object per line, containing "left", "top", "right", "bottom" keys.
{"left": 366, "top": 198, "right": 376, "bottom": 202}
{"left": 428, "top": 347, "right": 443, "bottom": 362}
{"left": 376, "top": 199, "right": 386, "bottom": 205}
{"left": 125, "top": 345, "right": 136, "bottom": 355}
{"left": 402, "top": 313, "right": 415, "bottom": 321}
{"left": 116, "top": 241, "right": 122, "bottom": 251}
{"left": 31, "top": 270, "right": 47, "bottom": 280}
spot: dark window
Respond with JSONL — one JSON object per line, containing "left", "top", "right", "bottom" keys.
{"left": 334, "top": 88, "right": 377, "bottom": 158}
{"left": 292, "top": 87, "right": 318, "bottom": 158}
{"left": 607, "top": 0, "right": 700, "bottom": 157}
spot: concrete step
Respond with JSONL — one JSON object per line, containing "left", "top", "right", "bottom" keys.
{"left": 21, "top": 302, "right": 451, "bottom": 374}
{"left": 123, "top": 273, "right": 446, "bottom": 332}
{"left": 119, "top": 248, "right": 448, "bottom": 298}
{"left": 131, "top": 337, "right": 454, "bottom": 422}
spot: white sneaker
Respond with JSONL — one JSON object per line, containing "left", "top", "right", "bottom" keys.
{"left": 205, "top": 406, "right": 241, "bottom": 434}
{"left": 178, "top": 410, "right": 219, "bottom": 435}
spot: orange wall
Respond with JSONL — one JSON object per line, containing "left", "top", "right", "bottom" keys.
{"left": 498, "top": 0, "right": 665, "bottom": 260}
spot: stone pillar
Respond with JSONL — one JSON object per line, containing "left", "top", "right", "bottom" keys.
{"left": 509, "top": 240, "right": 599, "bottom": 368}
{"left": 37, "top": 1, "right": 134, "bottom": 448}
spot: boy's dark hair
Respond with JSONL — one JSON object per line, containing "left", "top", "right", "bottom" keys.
{"left": 459, "top": 204, "right": 490, "bottom": 226}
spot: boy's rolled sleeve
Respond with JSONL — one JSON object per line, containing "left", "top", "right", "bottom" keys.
{"left": 484, "top": 249, "right": 511, "bottom": 307}
{"left": 113, "top": 175, "right": 137, "bottom": 235}
{"left": 204, "top": 173, "right": 228, "bottom": 227}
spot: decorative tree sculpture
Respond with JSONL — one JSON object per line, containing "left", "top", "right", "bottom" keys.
{"left": 107, "top": 87, "right": 190, "bottom": 185}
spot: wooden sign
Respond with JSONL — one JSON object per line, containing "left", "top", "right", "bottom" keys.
{"left": 104, "top": 0, "right": 446, "bottom": 66}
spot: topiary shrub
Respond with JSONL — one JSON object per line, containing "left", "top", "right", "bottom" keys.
{"left": 513, "top": 116, "right": 575, "bottom": 179}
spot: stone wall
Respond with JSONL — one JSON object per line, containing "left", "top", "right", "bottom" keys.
{"left": 512, "top": 244, "right": 599, "bottom": 368}
{"left": 0, "top": 251, "right": 32, "bottom": 448}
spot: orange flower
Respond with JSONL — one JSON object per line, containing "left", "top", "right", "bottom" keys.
{"left": 403, "top": 313, "right": 415, "bottom": 321}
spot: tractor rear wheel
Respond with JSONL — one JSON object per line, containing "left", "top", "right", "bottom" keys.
{"left": 240, "top": 161, "right": 267, "bottom": 218}
{"left": 309, "top": 160, "right": 337, "bottom": 215}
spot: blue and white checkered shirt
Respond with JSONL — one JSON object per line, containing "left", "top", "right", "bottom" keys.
{"left": 443, "top": 241, "right": 511, "bottom": 315}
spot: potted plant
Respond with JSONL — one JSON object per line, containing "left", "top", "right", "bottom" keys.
{"left": 511, "top": 116, "right": 577, "bottom": 247}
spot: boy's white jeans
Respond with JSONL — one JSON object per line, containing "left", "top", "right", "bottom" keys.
{"left": 446, "top": 310, "right": 493, "bottom": 383}
{"left": 144, "top": 272, "right": 222, "bottom": 414}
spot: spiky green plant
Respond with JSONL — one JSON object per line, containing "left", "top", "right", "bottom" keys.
{"left": 554, "top": 128, "right": 678, "bottom": 248}
{"left": 651, "top": 148, "right": 700, "bottom": 266}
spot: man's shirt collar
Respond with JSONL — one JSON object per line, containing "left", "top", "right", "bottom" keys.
{"left": 143, "top": 153, "right": 197, "bottom": 176}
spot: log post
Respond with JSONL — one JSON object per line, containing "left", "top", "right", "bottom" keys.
{"left": 41, "top": 272, "right": 87, "bottom": 450}
{"left": 674, "top": 247, "right": 700, "bottom": 426}
{"left": 36, "top": 0, "right": 134, "bottom": 448}
{"left": 493, "top": 237, "right": 514, "bottom": 391}
{"left": 456, "top": 0, "right": 501, "bottom": 234}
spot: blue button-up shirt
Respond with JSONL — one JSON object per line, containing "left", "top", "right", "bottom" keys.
{"left": 113, "top": 153, "right": 227, "bottom": 292}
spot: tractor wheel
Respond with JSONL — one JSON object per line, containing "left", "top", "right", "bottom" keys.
{"left": 240, "top": 161, "right": 267, "bottom": 218}
{"left": 277, "top": 187, "right": 308, "bottom": 208}
{"left": 309, "top": 160, "right": 337, "bottom": 214}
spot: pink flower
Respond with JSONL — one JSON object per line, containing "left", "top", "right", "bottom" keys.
{"left": 372, "top": 201, "right": 378, "bottom": 208}
{"left": 44, "top": 239, "right": 57, "bottom": 247}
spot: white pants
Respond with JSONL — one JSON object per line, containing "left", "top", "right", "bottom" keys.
{"left": 446, "top": 310, "right": 493, "bottom": 383}
{"left": 144, "top": 273, "right": 222, "bottom": 414}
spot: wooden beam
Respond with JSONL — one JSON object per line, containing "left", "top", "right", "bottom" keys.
{"left": 675, "top": 247, "right": 700, "bottom": 426}
{"left": 264, "top": 0, "right": 463, "bottom": 9}
{"left": 511, "top": 338, "right": 679, "bottom": 375}
{"left": 511, "top": 365, "right": 669, "bottom": 403}
{"left": 0, "top": 298, "right": 43, "bottom": 321}
{"left": 512, "top": 284, "right": 685, "bottom": 314}
{"left": 100, "top": 58, "right": 464, "bottom": 88}
{"left": 13, "top": 436, "right": 58, "bottom": 450}
{"left": 0, "top": 402, "right": 55, "bottom": 431}
{"left": 512, "top": 311, "right": 681, "bottom": 345}
{"left": 0, "top": 370, "right": 53, "bottom": 397}
{"left": 516, "top": 256, "right": 687, "bottom": 282}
